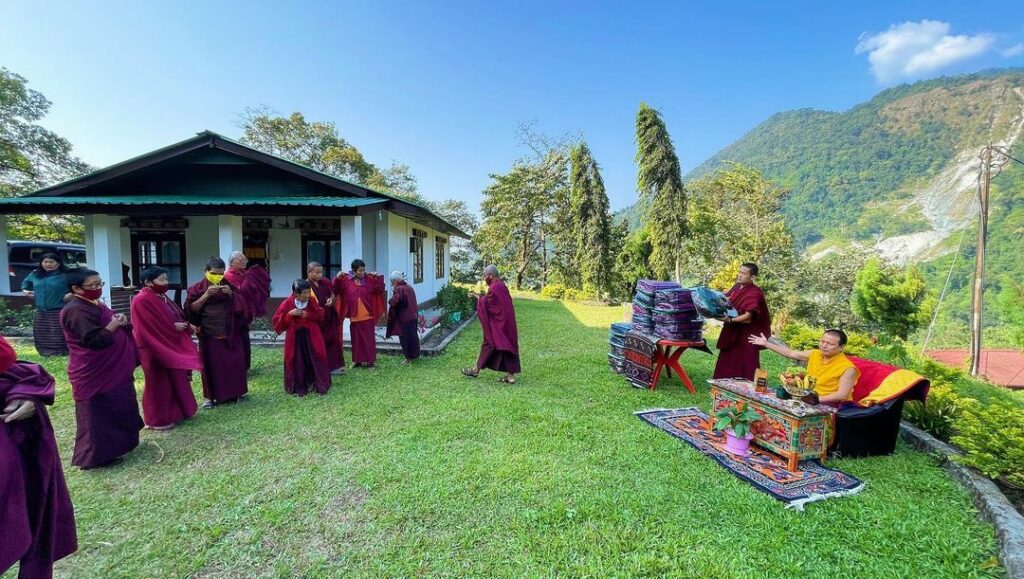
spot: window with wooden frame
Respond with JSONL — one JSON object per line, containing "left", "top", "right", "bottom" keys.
{"left": 435, "top": 236, "right": 448, "bottom": 280}
{"left": 411, "top": 228, "right": 426, "bottom": 284}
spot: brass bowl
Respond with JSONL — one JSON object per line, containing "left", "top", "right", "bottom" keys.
{"left": 783, "top": 384, "right": 815, "bottom": 398}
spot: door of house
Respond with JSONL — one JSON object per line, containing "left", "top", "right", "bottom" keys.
{"left": 301, "top": 235, "right": 343, "bottom": 279}
{"left": 130, "top": 231, "right": 187, "bottom": 298}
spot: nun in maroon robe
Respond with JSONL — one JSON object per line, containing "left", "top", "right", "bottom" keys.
{"left": 1, "top": 336, "right": 78, "bottom": 579}
{"left": 713, "top": 263, "right": 772, "bottom": 380}
{"left": 185, "top": 258, "right": 250, "bottom": 407}
{"left": 223, "top": 252, "right": 271, "bottom": 371}
{"left": 386, "top": 271, "right": 420, "bottom": 363}
{"left": 333, "top": 259, "right": 385, "bottom": 368}
{"left": 131, "top": 267, "right": 202, "bottom": 429}
{"left": 463, "top": 265, "right": 520, "bottom": 383}
{"left": 61, "top": 269, "right": 143, "bottom": 469}
{"left": 307, "top": 262, "right": 345, "bottom": 373}
{"left": 272, "top": 280, "right": 331, "bottom": 395}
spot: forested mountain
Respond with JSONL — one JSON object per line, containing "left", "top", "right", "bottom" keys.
{"left": 618, "top": 69, "right": 1024, "bottom": 345}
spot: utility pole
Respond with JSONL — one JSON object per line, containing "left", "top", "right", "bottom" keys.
{"left": 969, "top": 144, "right": 1010, "bottom": 377}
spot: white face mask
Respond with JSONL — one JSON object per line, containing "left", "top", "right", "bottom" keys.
{"left": 293, "top": 298, "right": 308, "bottom": 310}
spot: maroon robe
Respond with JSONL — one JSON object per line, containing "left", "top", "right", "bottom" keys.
{"left": 0, "top": 338, "right": 77, "bottom": 579}
{"left": 225, "top": 265, "right": 271, "bottom": 370}
{"left": 272, "top": 298, "right": 330, "bottom": 395}
{"left": 713, "top": 283, "right": 772, "bottom": 380}
{"left": 131, "top": 287, "right": 202, "bottom": 428}
{"left": 310, "top": 278, "right": 344, "bottom": 371}
{"left": 386, "top": 281, "right": 420, "bottom": 360}
{"left": 184, "top": 279, "right": 249, "bottom": 404}
{"left": 61, "top": 298, "right": 143, "bottom": 468}
{"left": 334, "top": 273, "right": 385, "bottom": 365}
{"left": 476, "top": 278, "right": 520, "bottom": 373}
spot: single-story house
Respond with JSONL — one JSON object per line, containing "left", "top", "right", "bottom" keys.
{"left": 0, "top": 131, "right": 468, "bottom": 315}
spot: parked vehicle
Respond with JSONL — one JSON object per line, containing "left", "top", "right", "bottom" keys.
{"left": 7, "top": 240, "right": 87, "bottom": 293}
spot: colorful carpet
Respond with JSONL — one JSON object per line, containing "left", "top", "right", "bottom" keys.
{"left": 635, "top": 407, "right": 864, "bottom": 510}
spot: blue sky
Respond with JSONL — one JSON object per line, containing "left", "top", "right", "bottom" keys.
{"left": 2, "top": 1, "right": 1022, "bottom": 212}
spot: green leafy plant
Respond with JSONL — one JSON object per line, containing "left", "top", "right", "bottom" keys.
{"left": 436, "top": 283, "right": 474, "bottom": 316}
{"left": 713, "top": 401, "right": 762, "bottom": 438}
{"left": 902, "top": 382, "right": 967, "bottom": 442}
{"left": 951, "top": 401, "right": 1024, "bottom": 489}
{"left": 539, "top": 284, "right": 566, "bottom": 300}
{"left": 779, "top": 322, "right": 873, "bottom": 357}
{"left": 0, "top": 301, "right": 35, "bottom": 329}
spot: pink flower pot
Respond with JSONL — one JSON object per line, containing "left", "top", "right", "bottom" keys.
{"left": 723, "top": 428, "right": 754, "bottom": 456}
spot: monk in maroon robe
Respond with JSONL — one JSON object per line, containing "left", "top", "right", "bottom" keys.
{"left": 713, "top": 262, "right": 772, "bottom": 380}
{"left": 185, "top": 258, "right": 250, "bottom": 407}
{"left": 223, "top": 252, "right": 271, "bottom": 371}
{"left": 333, "top": 259, "right": 385, "bottom": 368}
{"left": 1, "top": 336, "right": 78, "bottom": 579}
{"left": 273, "top": 280, "right": 331, "bottom": 395}
{"left": 385, "top": 271, "right": 420, "bottom": 364}
{"left": 463, "top": 265, "right": 520, "bottom": 383}
{"left": 307, "top": 261, "right": 345, "bottom": 374}
{"left": 61, "top": 269, "right": 143, "bottom": 469}
{"left": 131, "top": 267, "right": 202, "bottom": 429}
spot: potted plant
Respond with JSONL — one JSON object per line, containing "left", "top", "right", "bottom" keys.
{"left": 713, "top": 401, "right": 762, "bottom": 456}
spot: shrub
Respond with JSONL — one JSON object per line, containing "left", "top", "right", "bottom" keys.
{"left": 952, "top": 401, "right": 1024, "bottom": 489}
{"left": 0, "top": 301, "right": 35, "bottom": 329}
{"left": 562, "top": 288, "right": 580, "bottom": 301}
{"left": 778, "top": 322, "right": 872, "bottom": 357}
{"left": 902, "top": 382, "right": 968, "bottom": 442}
{"left": 540, "top": 284, "right": 566, "bottom": 300}
{"left": 436, "top": 283, "right": 474, "bottom": 316}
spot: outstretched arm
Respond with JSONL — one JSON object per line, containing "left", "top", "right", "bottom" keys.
{"left": 748, "top": 333, "right": 809, "bottom": 362}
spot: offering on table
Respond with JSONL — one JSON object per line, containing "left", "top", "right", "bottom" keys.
{"left": 754, "top": 368, "right": 768, "bottom": 393}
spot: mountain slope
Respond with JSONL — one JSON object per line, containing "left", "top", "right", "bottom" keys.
{"left": 619, "top": 69, "right": 1024, "bottom": 261}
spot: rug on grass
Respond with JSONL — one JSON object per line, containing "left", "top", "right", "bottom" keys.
{"left": 635, "top": 407, "right": 864, "bottom": 510}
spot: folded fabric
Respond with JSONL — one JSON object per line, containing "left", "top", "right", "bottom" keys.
{"left": 622, "top": 329, "right": 660, "bottom": 388}
{"left": 654, "top": 328, "right": 705, "bottom": 341}
{"left": 847, "top": 356, "right": 930, "bottom": 407}
{"left": 637, "top": 280, "right": 681, "bottom": 294}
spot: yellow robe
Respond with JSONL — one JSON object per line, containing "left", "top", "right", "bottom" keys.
{"left": 807, "top": 350, "right": 860, "bottom": 401}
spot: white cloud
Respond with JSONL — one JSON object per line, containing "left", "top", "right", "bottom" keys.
{"left": 1003, "top": 43, "right": 1024, "bottom": 57}
{"left": 855, "top": 20, "right": 995, "bottom": 83}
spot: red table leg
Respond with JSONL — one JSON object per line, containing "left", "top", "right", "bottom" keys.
{"left": 664, "top": 347, "right": 696, "bottom": 393}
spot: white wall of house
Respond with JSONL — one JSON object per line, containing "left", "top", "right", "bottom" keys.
{"left": 361, "top": 215, "right": 377, "bottom": 273}
{"left": 267, "top": 226, "right": 301, "bottom": 298}
{"left": 185, "top": 216, "right": 220, "bottom": 285}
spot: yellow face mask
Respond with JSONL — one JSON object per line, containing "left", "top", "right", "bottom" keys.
{"left": 205, "top": 272, "right": 225, "bottom": 285}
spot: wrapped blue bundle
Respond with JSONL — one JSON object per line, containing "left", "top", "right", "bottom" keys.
{"left": 691, "top": 286, "right": 738, "bottom": 319}
{"left": 610, "top": 322, "right": 632, "bottom": 336}
{"left": 608, "top": 353, "right": 625, "bottom": 374}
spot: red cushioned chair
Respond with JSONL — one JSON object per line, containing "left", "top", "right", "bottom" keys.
{"left": 830, "top": 357, "right": 930, "bottom": 458}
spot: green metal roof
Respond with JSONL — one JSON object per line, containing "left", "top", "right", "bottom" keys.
{"left": 0, "top": 194, "right": 388, "bottom": 207}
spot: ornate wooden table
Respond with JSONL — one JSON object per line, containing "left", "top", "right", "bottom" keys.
{"left": 707, "top": 378, "right": 836, "bottom": 472}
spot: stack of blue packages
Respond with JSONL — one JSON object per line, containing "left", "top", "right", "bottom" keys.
{"left": 608, "top": 322, "right": 631, "bottom": 373}
{"left": 652, "top": 287, "right": 704, "bottom": 341}
{"left": 632, "top": 280, "right": 680, "bottom": 332}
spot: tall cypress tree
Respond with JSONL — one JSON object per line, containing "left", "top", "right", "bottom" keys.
{"left": 569, "top": 141, "right": 612, "bottom": 296}
{"left": 635, "top": 102, "right": 688, "bottom": 281}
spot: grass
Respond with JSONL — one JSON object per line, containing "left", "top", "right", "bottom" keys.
{"left": 5, "top": 297, "right": 1005, "bottom": 577}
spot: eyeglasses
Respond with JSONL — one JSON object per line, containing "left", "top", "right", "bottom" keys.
{"left": 81, "top": 281, "right": 105, "bottom": 290}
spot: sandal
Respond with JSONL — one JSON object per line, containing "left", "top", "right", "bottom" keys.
{"left": 462, "top": 367, "right": 479, "bottom": 378}
{"left": 498, "top": 376, "right": 516, "bottom": 384}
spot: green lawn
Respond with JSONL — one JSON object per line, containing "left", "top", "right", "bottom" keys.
{"left": 6, "top": 297, "right": 1004, "bottom": 577}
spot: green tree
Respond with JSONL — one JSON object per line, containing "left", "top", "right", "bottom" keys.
{"left": 852, "top": 258, "right": 934, "bottom": 339}
{"left": 635, "top": 102, "right": 687, "bottom": 281}
{"left": 476, "top": 152, "right": 568, "bottom": 290}
{"left": 998, "top": 281, "right": 1024, "bottom": 349}
{"left": 569, "top": 141, "right": 613, "bottom": 297}
{"left": 239, "top": 108, "right": 376, "bottom": 183}
{"left": 430, "top": 199, "right": 481, "bottom": 282}
{"left": 613, "top": 226, "right": 654, "bottom": 300}
{"left": 364, "top": 161, "right": 424, "bottom": 203}
{"left": 791, "top": 248, "right": 871, "bottom": 330}
{"left": 1, "top": 67, "right": 92, "bottom": 242}
{"left": 684, "top": 163, "right": 794, "bottom": 285}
